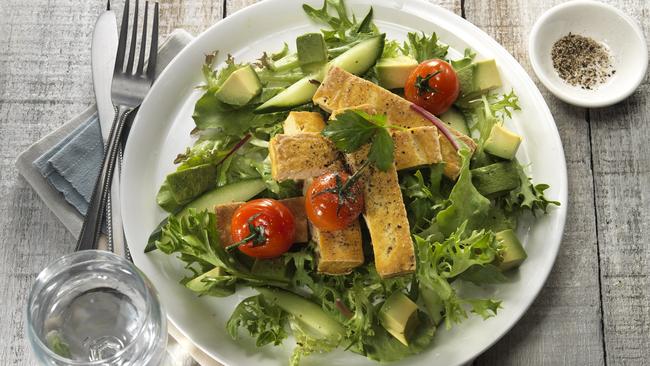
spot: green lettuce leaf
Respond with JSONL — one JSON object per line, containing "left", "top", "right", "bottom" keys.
{"left": 288, "top": 318, "right": 341, "bottom": 366}
{"left": 399, "top": 165, "right": 447, "bottom": 234}
{"left": 227, "top": 295, "right": 288, "bottom": 347}
{"left": 155, "top": 209, "right": 288, "bottom": 287}
{"left": 192, "top": 94, "right": 288, "bottom": 136}
{"left": 414, "top": 227, "right": 502, "bottom": 330}
{"left": 450, "top": 48, "right": 477, "bottom": 70}
{"left": 436, "top": 149, "right": 491, "bottom": 236}
{"left": 506, "top": 163, "right": 560, "bottom": 214}
{"left": 401, "top": 32, "right": 449, "bottom": 62}
{"left": 302, "top": 0, "right": 377, "bottom": 53}
{"left": 358, "top": 317, "right": 435, "bottom": 362}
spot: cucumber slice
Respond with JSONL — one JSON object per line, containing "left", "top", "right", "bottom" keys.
{"left": 253, "top": 77, "right": 319, "bottom": 113}
{"left": 145, "top": 179, "right": 266, "bottom": 252}
{"left": 177, "top": 179, "right": 266, "bottom": 217}
{"left": 327, "top": 34, "right": 385, "bottom": 75}
{"left": 256, "top": 287, "right": 345, "bottom": 339}
{"left": 439, "top": 107, "right": 469, "bottom": 135}
{"left": 254, "top": 34, "right": 385, "bottom": 114}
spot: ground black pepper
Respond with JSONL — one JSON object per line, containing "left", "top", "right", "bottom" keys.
{"left": 551, "top": 33, "right": 614, "bottom": 90}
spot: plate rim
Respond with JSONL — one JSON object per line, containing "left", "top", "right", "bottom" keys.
{"left": 122, "top": 0, "right": 569, "bottom": 365}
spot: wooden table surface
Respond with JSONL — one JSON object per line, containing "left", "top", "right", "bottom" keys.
{"left": 1, "top": 0, "right": 648, "bottom": 365}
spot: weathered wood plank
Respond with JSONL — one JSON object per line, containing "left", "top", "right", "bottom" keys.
{"left": 0, "top": 1, "right": 223, "bottom": 365}
{"left": 464, "top": 1, "right": 605, "bottom": 365}
{"left": 589, "top": 1, "right": 650, "bottom": 364}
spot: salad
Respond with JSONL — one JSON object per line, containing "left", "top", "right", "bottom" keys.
{"left": 146, "top": 1, "right": 560, "bottom": 364}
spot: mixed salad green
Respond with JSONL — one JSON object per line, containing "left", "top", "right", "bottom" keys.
{"left": 147, "top": 1, "right": 560, "bottom": 364}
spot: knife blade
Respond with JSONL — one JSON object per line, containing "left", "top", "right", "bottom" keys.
{"left": 92, "top": 2, "right": 118, "bottom": 141}
{"left": 91, "top": 2, "right": 126, "bottom": 256}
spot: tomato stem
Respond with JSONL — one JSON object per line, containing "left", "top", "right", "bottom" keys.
{"left": 226, "top": 213, "right": 266, "bottom": 251}
{"left": 415, "top": 70, "right": 441, "bottom": 95}
{"left": 313, "top": 161, "right": 369, "bottom": 216}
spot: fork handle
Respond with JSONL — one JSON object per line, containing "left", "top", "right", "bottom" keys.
{"left": 76, "top": 105, "right": 133, "bottom": 251}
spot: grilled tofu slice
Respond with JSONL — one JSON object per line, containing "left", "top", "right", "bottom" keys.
{"left": 314, "top": 67, "right": 475, "bottom": 179}
{"left": 283, "top": 111, "right": 326, "bottom": 134}
{"left": 310, "top": 221, "right": 364, "bottom": 275}
{"left": 281, "top": 111, "right": 365, "bottom": 275}
{"left": 214, "top": 197, "right": 309, "bottom": 248}
{"left": 268, "top": 134, "right": 344, "bottom": 181}
{"left": 393, "top": 126, "right": 442, "bottom": 170}
{"left": 330, "top": 104, "right": 443, "bottom": 170}
{"left": 270, "top": 128, "right": 442, "bottom": 177}
{"left": 345, "top": 146, "right": 416, "bottom": 278}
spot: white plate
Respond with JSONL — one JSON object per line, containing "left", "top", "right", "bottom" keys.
{"left": 122, "top": 1, "right": 569, "bottom": 365}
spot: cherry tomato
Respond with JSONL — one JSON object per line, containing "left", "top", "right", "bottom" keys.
{"left": 404, "top": 59, "right": 460, "bottom": 115}
{"left": 305, "top": 172, "right": 364, "bottom": 231}
{"left": 230, "top": 198, "right": 295, "bottom": 259}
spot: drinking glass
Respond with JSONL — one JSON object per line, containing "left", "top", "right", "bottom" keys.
{"left": 26, "top": 250, "right": 167, "bottom": 365}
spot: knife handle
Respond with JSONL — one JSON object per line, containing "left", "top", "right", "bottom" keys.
{"left": 75, "top": 105, "right": 133, "bottom": 251}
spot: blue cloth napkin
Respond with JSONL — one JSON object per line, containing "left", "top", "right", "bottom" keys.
{"left": 33, "top": 116, "right": 102, "bottom": 216}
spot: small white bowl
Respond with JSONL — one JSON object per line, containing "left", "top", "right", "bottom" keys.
{"left": 529, "top": 0, "right": 648, "bottom": 108}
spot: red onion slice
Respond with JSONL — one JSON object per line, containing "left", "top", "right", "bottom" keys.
{"left": 409, "top": 103, "right": 460, "bottom": 151}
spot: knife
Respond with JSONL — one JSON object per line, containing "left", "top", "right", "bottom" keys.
{"left": 91, "top": 1, "right": 127, "bottom": 256}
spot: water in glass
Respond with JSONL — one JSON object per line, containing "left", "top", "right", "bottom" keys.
{"left": 26, "top": 250, "right": 167, "bottom": 365}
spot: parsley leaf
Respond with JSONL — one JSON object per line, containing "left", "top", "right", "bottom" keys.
{"left": 321, "top": 111, "right": 379, "bottom": 152}
{"left": 368, "top": 128, "right": 394, "bottom": 171}
{"left": 321, "top": 110, "right": 395, "bottom": 171}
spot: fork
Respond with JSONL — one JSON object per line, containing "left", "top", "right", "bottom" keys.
{"left": 76, "top": 0, "right": 159, "bottom": 251}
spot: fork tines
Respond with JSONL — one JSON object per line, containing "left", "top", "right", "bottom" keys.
{"left": 114, "top": 0, "right": 159, "bottom": 79}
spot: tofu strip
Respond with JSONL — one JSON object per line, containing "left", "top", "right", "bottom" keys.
{"left": 268, "top": 134, "right": 344, "bottom": 181}
{"left": 270, "top": 127, "right": 442, "bottom": 181}
{"left": 345, "top": 147, "right": 416, "bottom": 278}
{"left": 313, "top": 67, "right": 476, "bottom": 179}
{"left": 215, "top": 197, "right": 309, "bottom": 248}
{"left": 280, "top": 112, "right": 365, "bottom": 275}
{"left": 309, "top": 220, "right": 364, "bottom": 275}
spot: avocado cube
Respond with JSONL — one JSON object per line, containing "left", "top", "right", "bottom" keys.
{"left": 282, "top": 111, "right": 326, "bottom": 134}
{"left": 185, "top": 267, "right": 226, "bottom": 292}
{"left": 375, "top": 55, "right": 418, "bottom": 89}
{"left": 474, "top": 59, "right": 502, "bottom": 92}
{"left": 215, "top": 65, "right": 262, "bottom": 106}
{"left": 165, "top": 164, "right": 217, "bottom": 205}
{"left": 418, "top": 286, "right": 444, "bottom": 325}
{"left": 496, "top": 229, "right": 528, "bottom": 271}
{"left": 471, "top": 162, "right": 520, "bottom": 196}
{"left": 456, "top": 64, "right": 475, "bottom": 97}
{"left": 379, "top": 292, "right": 420, "bottom": 346}
{"left": 458, "top": 59, "right": 502, "bottom": 98}
{"left": 484, "top": 124, "right": 522, "bottom": 160}
{"left": 296, "top": 33, "right": 328, "bottom": 72}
